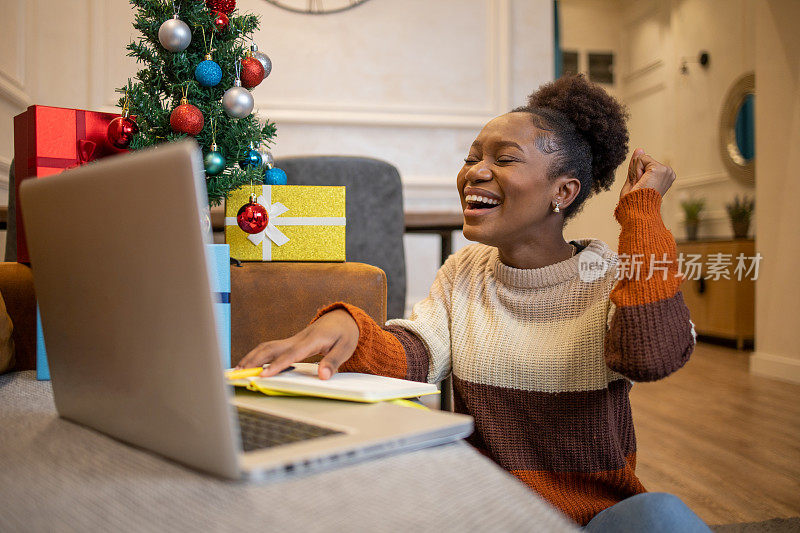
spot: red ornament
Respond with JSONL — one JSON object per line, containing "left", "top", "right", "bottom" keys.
{"left": 240, "top": 56, "right": 265, "bottom": 89}
{"left": 212, "top": 11, "right": 229, "bottom": 31}
{"left": 236, "top": 195, "right": 269, "bottom": 234}
{"left": 107, "top": 115, "right": 139, "bottom": 149}
{"left": 206, "top": 0, "right": 235, "bottom": 15}
{"left": 170, "top": 97, "right": 204, "bottom": 136}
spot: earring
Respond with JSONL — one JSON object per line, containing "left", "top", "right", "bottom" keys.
{"left": 552, "top": 201, "right": 560, "bottom": 213}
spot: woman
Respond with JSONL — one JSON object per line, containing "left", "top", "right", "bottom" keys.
{"left": 237, "top": 75, "right": 709, "bottom": 531}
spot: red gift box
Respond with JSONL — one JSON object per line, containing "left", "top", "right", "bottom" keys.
{"left": 13, "top": 105, "right": 129, "bottom": 263}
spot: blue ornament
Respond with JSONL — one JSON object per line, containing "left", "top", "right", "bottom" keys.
{"left": 239, "top": 149, "right": 262, "bottom": 169}
{"left": 264, "top": 167, "right": 287, "bottom": 185}
{"left": 195, "top": 55, "right": 222, "bottom": 87}
{"left": 204, "top": 144, "right": 226, "bottom": 176}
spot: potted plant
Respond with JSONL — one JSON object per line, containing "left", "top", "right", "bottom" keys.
{"left": 726, "top": 195, "right": 754, "bottom": 239}
{"left": 680, "top": 198, "right": 705, "bottom": 241}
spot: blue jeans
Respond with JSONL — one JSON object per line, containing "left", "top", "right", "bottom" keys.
{"left": 583, "top": 493, "right": 711, "bottom": 532}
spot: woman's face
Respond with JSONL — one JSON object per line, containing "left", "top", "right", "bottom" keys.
{"left": 456, "top": 112, "right": 560, "bottom": 249}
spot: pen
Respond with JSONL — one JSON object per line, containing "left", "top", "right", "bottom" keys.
{"left": 225, "top": 365, "right": 295, "bottom": 379}
{"left": 263, "top": 364, "right": 296, "bottom": 375}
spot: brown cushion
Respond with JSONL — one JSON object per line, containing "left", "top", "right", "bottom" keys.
{"left": 0, "top": 263, "right": 35, "bottom": 370}
{"left": 0, "top": 261, "right": 388, "bottom": 371}
{"left": 0, "top": 290, "right": 14, "bottom": 373}
{"left": 231, "top": 262, "right": 386, "bottom": 366}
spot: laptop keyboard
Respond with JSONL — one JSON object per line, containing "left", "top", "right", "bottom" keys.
{"left": 237, "top": 408, "right": 344, "bottom": 452}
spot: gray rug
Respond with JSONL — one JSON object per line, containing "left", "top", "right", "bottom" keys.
{"left": 712, "top": 518, "right": 800, "bottom": 532}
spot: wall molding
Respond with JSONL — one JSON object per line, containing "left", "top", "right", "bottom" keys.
{"left": 257, "top": 108, "right": 494, "bottom": 129}
{"left": 673, "top": 171, "right": 730, "bottom": 189}
{"left": 750, "top": 351, "right": 800, "bottom": 385}
{"left": 621, "top": 0, "right": 659, "bottom": 27}
{"left": 402, "top": 175, "right": 461, "bottom": 213}
{"left": 0, "top": 77, "right": 30, "bottom": 108}
{"left": 620, "top": 1, "right": 666, "bottom": 89}
{"left": 92, "top": 104, "right": 496, "bottom": 129}
{"left": 89, "top": 0, "right": 109, "bottom": 110}
{"left": 0, "top": 156, "right": 11, "bottom": 183}
{"left": 0, "top": 1, "right": 29, "bottom": 109}
{"left": 0, "top": 0, "right": 27, "bottom": 91}
{"left": 490, "top": 0, "right": 512, "bottom": 114}
{"left": 622, "top": 59, "right": 664, "bottom": 83}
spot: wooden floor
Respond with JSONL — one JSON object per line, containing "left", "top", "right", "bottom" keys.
{"left": 630, "top": 341, "right": 800, "bottom": 525}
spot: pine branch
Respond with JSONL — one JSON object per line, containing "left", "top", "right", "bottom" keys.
{"left": 116, "top": 0, "right": 277, "bottom": 205}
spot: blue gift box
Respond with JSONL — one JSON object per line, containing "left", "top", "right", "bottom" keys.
{"left": 207, "top": 243, "right": 232, "bottom": 369}
{"left": 37, "top": 244, "right": 232, "bottom": 380}
{"left": 35, "top": 307, "right": 48, "bottom": 380}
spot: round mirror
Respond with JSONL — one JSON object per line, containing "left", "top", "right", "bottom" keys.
{"left": 719, "top": 73, "right": 755, "bottom": 186}
{"left": 735, "top": 93, "right": 755, "bottom": 163}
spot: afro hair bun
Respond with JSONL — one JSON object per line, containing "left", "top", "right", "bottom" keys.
{"left": 527, "top": 74, "right": 629, "bottom": 193}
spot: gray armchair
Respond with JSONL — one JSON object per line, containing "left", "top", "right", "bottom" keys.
{"left": 275, "top": 156, "right": 407, "bottom": 320}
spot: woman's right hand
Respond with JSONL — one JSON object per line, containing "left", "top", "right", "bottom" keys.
{"left": 234, "top": 309, "right": 360, "bottom": 380}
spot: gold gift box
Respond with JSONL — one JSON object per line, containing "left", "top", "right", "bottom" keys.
{"left": 225, "top": 185, "right": 346, "bottom": 261}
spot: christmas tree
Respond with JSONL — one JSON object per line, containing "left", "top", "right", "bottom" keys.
{"left": 116, "top": 0, "right": 277, "bottom": 206}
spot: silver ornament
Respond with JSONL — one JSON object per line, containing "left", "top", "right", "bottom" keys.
{"left": 158, "top": 15, "right": 191, "bottom": 52}
{"left": 250, "top": 43, "right": 272, "bottom": 79}
{"left": 222, "top": 79, "right": 254, "bottom": 118}
{"left": 257, "top": 143, "right": 274, "bottom": 170}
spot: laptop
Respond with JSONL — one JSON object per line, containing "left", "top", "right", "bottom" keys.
{"left": 20, "top": 139, "right": 473, "bottom": 480}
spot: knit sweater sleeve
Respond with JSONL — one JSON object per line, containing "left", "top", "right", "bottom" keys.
{"left": 604, "top": 187, "right": 696, "bottom": 381}
{"left": 311, "top": 302, "right": 431, "bottom": 382}
{"left": 311, "top": 256, "right": 457, "bottom": 384}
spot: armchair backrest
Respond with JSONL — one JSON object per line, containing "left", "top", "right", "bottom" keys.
{"left": 277, "top": 156, "right": 406, "bottom": 320}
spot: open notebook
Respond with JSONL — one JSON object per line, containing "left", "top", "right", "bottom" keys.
{"left": 225, "top": 363, "right": 440, "bottom": 403}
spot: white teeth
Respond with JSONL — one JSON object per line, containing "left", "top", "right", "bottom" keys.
{"left": 465, "top": 194, "right": 500, "bottom": 205}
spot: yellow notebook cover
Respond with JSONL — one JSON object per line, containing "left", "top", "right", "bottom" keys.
{"left": 224, "top": 363, "right": 439, "bottom": 404}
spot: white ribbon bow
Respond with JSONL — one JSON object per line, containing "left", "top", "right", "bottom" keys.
{"left": 246, "top": 196, "right": 290, "bottom": 248}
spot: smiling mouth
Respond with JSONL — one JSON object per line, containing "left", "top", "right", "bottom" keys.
{"left": 464, "top": 194, "right": 502, "bottom": 212}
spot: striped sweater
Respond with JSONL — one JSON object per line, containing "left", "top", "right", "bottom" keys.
{"left": 315, "top": 187, "right": 696, "bottom": 525}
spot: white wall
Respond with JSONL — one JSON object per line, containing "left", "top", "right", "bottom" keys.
{"left": 561, "top": 0, "right": 757, "bottom": 244}
{"left": 0, "top": 1, "right": 31, "bottom": 206}
{"left": 558, "top": 0, "right": 625, "bottom": 247}
{"left": 751, "top": 0, "right": 800, "bottom": 384}
{"left": 0, "top": 0, "right": 554, "bottom": 312}
{"left": 0, "top": 1, "right": 96, "bottom": 254}
{"left": 562, "top": 0, "right": 800, "bottom": 384}
{"left": 664, "top": 0, "right": 757, "bottom": 239}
